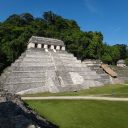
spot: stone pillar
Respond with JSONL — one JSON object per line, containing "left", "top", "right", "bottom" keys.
{"left": 27, "top": 43, "right": 35, "bottom": 49}
{"left": 50, "top": 45, "right": 54, "bottom": 49}
{"left": 44, "top": 44, "right": 48, "bottom": 49}
{"left": 37, "top": 44, "right": 41, "bottom": 48}
{"left": 53, "top": 49, "right": 56, "bottom": 52}
{"left": 61, "top": 46, "right": 65, "bottom": 51}
{"left": 45, "top": 48, "right": 49, "bottom": 52}
{"left": 56, "top": 46, "right": 60, "bottom": 50}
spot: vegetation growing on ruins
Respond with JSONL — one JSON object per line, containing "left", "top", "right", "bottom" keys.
{"left": 26, "top": 100, "right": 128, "bottom": 128}
{"left": 24, "top": 84, "right": 128, "bottom": 98}
{"left": 0, "top": 11, "right": 128, "bottom": 73}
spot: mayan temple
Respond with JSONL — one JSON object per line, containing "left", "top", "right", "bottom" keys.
{"left": 0, "top": 36, "right": 113, "bottom": 94}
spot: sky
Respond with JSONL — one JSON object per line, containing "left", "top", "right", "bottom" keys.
{"left": 0, "top": 0, "right": 128, "bottom": 45}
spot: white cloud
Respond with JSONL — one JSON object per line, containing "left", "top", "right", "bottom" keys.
{"left": 84, "top": 0, "right": 101, "bottom": 15}
{"left": 85, "top": 0, "right": 96, "bottom": 12}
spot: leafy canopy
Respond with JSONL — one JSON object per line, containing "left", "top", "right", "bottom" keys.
{"left": 0, "top": 11, "right": 127, "bottom": 73}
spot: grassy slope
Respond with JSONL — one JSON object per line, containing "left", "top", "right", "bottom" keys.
{"left": 26, "top": 100, "right": 128, "bottom": 128}
{"left": 24, "top": 84, "right": 128, "bottom": 97}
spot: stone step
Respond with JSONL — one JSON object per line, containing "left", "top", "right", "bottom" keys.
{"left": 57, "top": 51, "right": 69, "bottom": 54}
{"left": 15, "top": 59, "right": 23, "bottom": 63}
{"left": 23, "top": 57, "right": 52, "bottom": 62}
{"left": 64, "top": 64, "right": 84, "bottom": 67}
{"left": 84, "top": 62, "right": 111, "bottom": 85}
{"left": 82, "top": 75, "right": 100, "bottom": 80}
{"left": 65, "top": 67, "right": 91, "bottom": 72}
{"left": 56, "top": 84, "right": 85, "bottom": 92}
{"left": 58, "top": 53, "right": 74, "bottom": 57}
{"left": 95, "top": 69, "right": 105, "bottom": 74}
{"left": 117, "top": 72, "right": 128, "bottom": 74}
{"left": 16, "top": 86, "right": 49, "bottom": 94}
{"left": 26, "top": 51, "right": 50, "bottom": 54}
{"left": 78, "top": 71, "right": 97, "bottom": 75}
{"left": 11, "top": 71, "right": 45, "bottom": 77}
{"left": 61, "top": 61, "right": 81, "bottom": 64}
{"left": 82, "top": 80, "right": 102, "bottom": 87}
{"left": 26, "top": 51, "right": 49, "bottom": 55}
{"left": 89, "top": 66, "right": 102, "bottom": 70}
{"left": 118, "top": 77, "right": 128, "bottom": 81}
{"left": 27, "top": 48, "right": 48, "bottom": 52}
{"left": 57, "top": 86, "right": 77, "bottom": 92}
{"left": 4, "top": 82, "right": 45, "bottom": 93}
{"left": 100, "top": 76, "right": 110, "bottom": 79}
{"left": 60, "top": 62, "right": 79, "bottom": 66}
{"left": 26, "top": 51, "right": 50, "bottom": 55}
{"left": 26, "top": 50, "right": 48, "bottom": 53}
{"left": 56, "top": 71, "right": 73, "bottom": 85}
{"left": 58, "top": 53, "right": 74, "bottom": 56}
{"left": 25, "top": 55, "right": 51, "bottom": 58}
{"left": 54, "top": 58, "right": 79, "bottom": 62}
{"left": 98, "top": 79, "right": 111, "bottom": 84}
{"left": 2, "top": 67, "right": 12, "bottom": 73}
{"left": 84, "top": 60, "right": 101, "bottom": 63}
{"left": 20, "top": 63, "right": 54, "bottom": 67}
{"left": 11, "top": 66, "right": 55, "bottom": 71}
{"left": 5, "top": 77, "right": 45, "bottom": 84}
{"left": 11, "top": 63, "right": 22, "bottom": 67}
{"left": 59, "top": 57, "right": 76, "bottom": 60}
{"left": 85, "top": 64, "right": 101, "bottom": 66}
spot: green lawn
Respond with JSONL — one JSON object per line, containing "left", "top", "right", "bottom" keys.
{"left": 24, "top": 84, "right": 128, "bottom": 97}
{"left": 26, "top": 100, "right": 128, "bottom": 128}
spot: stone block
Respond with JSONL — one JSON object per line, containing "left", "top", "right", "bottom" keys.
{"left": 37, "top": 44, "right": 41, "bottom": 48}
{"left": 27, "top": 43, "right": 35, "bottom": 49}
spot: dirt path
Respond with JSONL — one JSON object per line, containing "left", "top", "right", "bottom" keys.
{"left": 22, "top": 96, "right": 128, "bottom": 101}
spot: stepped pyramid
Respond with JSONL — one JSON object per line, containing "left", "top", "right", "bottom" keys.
{"left": 82, "top": 60, "right": 112, "bottom": 84}
{"left": 0, "top": 36, "right": 105, "bottom": 94}
{"left": 110, "top": 66, "right": 128, "bottom": 82}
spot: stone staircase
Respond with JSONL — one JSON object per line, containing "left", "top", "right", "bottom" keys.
{"left": 110, "top": 66, "right": 128, "bottom": 82}
{"left": 0, "top": 48, "right": 106, "bottom": 94}
{"left": 52, "top": 51, "right": 102, "bottom": 88}
{"left": 83, "top": 60, "right": 112, "bottom": 84}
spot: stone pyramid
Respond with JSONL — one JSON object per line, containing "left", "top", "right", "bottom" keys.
{"left": 0, "top": 36, "right": 105, "bottom": 94}
{"left": 83, "top": 60, "right": 112, "bottom": 84}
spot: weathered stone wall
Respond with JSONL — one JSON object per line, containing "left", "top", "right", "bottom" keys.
{"left": 110, "top": 66, "right": 128, "bottom": 82}
{"left": 28, "top": 36, "right": 65, "bottom": 50}
{"left": 83, "top": 60, "right": 112, "bottom": 84}
{"left": 0, "top": 37, "right": 110, "bottom": 94}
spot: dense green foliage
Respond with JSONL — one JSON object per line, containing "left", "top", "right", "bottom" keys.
{"left": 0, "top": 11, "right": 128, "bottom": 73}
{"left": 26, "top": 100, "right": 128, "bottom": 128}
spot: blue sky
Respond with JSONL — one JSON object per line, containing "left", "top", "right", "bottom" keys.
{"left": 0, "top": 0, "right": 128, "bottom": 45}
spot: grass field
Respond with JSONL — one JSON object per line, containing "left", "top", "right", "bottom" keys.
{"left": 26, "top": 100, "right": 128, "bottom": 128}
{"left": 24, "top": 84, "right": 128, "bottom": 97}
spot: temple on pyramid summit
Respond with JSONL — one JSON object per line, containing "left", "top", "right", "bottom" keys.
{"left": 0, "top": 36, "right": 114, "bottom": 94}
